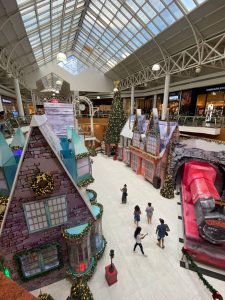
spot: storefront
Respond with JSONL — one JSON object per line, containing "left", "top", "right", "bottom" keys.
{"left": 195, "top": 85, "right": 225, "bottom": 117}
{"left": 168, "top": 92, "right": 181, "bottom": 116}
{"left": 0, "top": 95, "right": 18, "bottom": 117}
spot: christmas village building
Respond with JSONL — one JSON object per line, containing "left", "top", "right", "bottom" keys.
{"left": 118, "top": 109, "right": 178, "bottom": 188}
{"left": 0, "top": 110, "right": 105, "bottom": 291}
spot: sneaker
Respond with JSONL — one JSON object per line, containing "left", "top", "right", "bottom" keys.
{"left": 133, "top": 250, "right": 136, "bottom": 253}
{"left": 143, "top": 254, "right": 148, "bottom": 257}
{"left": 162, "top": 246, "right": 165, "bottom": 249}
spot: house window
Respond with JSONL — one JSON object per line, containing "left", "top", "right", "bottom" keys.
{"left": 146, "top": 136, "right": 157, "bottom": 154}
{"left": 19, "top": 244, "right": 60, "bottom": 279}
{"left": 133, "top": 133, "right": 140, "bottom": 148}
{"left": 77, "top": 157, "right": 90, "bottom": 177}
{"left": 24, "top": 196, "right": 67, "bottom": 233}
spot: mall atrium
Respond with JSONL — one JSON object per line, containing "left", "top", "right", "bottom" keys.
{"left": 0, "top": 0, "right": 225, "bottom": 300}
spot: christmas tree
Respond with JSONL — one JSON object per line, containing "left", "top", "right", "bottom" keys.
{"left": 105, "top": 89, "right": 125, "bottom": 145}
{"left": 160, "top": 174, "right": 174, "bottom": 199}
{"left": 70, "top": 277, "right": 94, "bottom": 300}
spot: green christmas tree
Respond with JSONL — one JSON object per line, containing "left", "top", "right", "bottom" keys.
{"left": 160, "top": 174, "right": 174, "bottom": 199}
{"left": 105, "top": 90, "right": 125, "bottom": 145}
{"left": 70, "top": 277, "right": 94, "bottom": 300}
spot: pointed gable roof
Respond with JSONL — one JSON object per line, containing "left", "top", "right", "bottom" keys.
{"left": 10, "top": 127, "right": 26, "bottom": 148}
{"left": 120, "top": 115, "right": 135, "bottom": 139}
{"left": 0, "top": 116, "right": 95, "bottom": 236}
{"left": 0, "top": 133, "right": 15, "bottom": 167}
{"left": 71, "top": 130, "right": 89, "bottom": 156}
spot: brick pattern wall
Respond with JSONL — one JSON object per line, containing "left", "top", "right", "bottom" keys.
{"left": 0, "top": 127, "right": 93, "bottom": 290}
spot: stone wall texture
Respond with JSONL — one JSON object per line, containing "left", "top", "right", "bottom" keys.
{"left": 0, "top": 127, "right": 94, "bottom": 290}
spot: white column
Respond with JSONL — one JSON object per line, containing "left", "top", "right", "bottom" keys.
{"left": 131, "top": 86, "right": 134, "bottom": 115}
{"left": 153, "top": 94, "right": 157, "bottom": 108}
{"left": 161, "top": 73, "right": 170, "bottom": 120}
{"left": 31, "top": 90, "right": 37, "bottom": 113}
{"left": 14, "top": 78, "right": 24, "bottom": 117}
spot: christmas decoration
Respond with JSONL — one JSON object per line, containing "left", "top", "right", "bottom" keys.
{"left": 31, "top": 173, "right": 54, "bottom": 196}
{"left": 77, "top": 176, "right": 94, "bottom": 188}
{"left": 160, "top": 174, "right": 174, "bottom": 199}
{"left": 0, "top": 256, "right": 11, "bottom": 278}
{"left": 14, "top": 242, "right": 63, "bottom": 282}
{"left": 105, "top": 89, "right": 125, "bottom": 145}
{"left": 86, "top": 189, "right": 97, "bottom": 203}
{"left": 182, "top": 248, "right": 223, "bottom": 300}
{"left": 88, "top": 148, "right": 97, "bottom": 157}
{"left": 62, "top": 221, "right": 93, "bottom": 241}
{"left": 38, "top": 291, "right": 54, "bottom": 300}
{"left": 75, "top": 152, "right": 90, "bottom": 159}
{"left": 0, "top": 196, "right": 8, "bottom": 222}
{"left": 70, "top": 277, "right": 94, "bottom": 300}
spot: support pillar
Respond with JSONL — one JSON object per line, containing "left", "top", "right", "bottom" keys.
{"left": 161, "top": 73, "right": 170, "bottom": 120}
{"left": 14, "top": 78, "right": 24, "bottom": 117}
{"left": 31, "top": 90, "right": 37, "bottom": 113}
{"left": 131, "top": 86, "right": 134, "bottom": 115}
{"left": 153, "top": 94, "right": 157, "bottom": 108}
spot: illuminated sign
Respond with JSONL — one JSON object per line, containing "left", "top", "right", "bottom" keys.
{"left": 205, "top": 219, "right": 225, "bottom": 229}
{"left": 205, "top": 86, "right": 225, "bottom": 92}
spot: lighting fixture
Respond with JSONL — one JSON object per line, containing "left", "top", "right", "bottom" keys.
{"left": 56, "top": 91, "right": 59, "bottom": 94}
{"left": 97, "top": 96, "right": 100, "bottom": 99}
{"left": 57, "top": 52, "right": 66, "bottom": 62}
{"left": 113, "top": 88, "right": 118, "bottom": 92}
{"left": 52, "top": 93, "right": 55, "bottom": 96}
{"left": 152, "top": 63, "right": 161, "bottom": 71}
{"left": 56, "top": 80, "right": 62, "bottom": 85}
{"left": 195, "top": 66, "right": 202, "bottom": 74}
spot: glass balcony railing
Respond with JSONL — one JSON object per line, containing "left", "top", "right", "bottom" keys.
{"left": 0, "top": 116, "right": 31, "bottom": 138}
{"left": 168, "top": 115, "right": 225, "bottom": 128}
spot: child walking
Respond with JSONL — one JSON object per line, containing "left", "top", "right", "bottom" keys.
{"left": 133, "top": 226, "right": 148, "bottom": 256}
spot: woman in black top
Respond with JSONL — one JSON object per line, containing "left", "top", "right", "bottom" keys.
{"left": 121, "top": 184, "right": 127, "bottom": 204}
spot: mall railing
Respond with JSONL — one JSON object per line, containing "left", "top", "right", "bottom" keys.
{"left": 168, "top": 115, "right": 225, "bottom": 128}
{"left": 0, "top": 116, "right": 31, "bottom": 138}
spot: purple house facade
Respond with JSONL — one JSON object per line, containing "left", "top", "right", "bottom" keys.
{"left": 0, "top": 116, "right": 103, "bottom": 291}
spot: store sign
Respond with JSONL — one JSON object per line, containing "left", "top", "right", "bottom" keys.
{"left": 169, "top": 95, "right": 180, "bottom": 101}
{"left": 2, "top": 98, "right": 12, "bottom": 104}
{"left": 205, "top": 86, "right": 225, "bottom": 92}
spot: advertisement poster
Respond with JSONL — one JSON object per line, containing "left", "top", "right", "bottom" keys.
{"left": 180, "top": 90, "right": 192, "bottom": 114}
{"left": 0, "top": 96, "right": 3, "bottom": 112}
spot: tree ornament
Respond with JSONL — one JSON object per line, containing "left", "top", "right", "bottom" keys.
{"left": 70, "top": 277, "right": 94, "bottom": 300}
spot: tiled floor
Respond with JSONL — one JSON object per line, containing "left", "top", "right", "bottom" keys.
{"left": 32, "top": 154, "right": 225, "bottom": 299}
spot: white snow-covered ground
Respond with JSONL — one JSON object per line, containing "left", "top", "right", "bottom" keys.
{"left": 32, "top": 154, "right": 225, "bottom": 300}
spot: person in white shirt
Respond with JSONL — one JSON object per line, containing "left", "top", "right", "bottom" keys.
{"left": 133, "top": 226, "right": 148, "bottom": 256}
{"left": 145, "top": 202, "right": 154, "bottom": 224}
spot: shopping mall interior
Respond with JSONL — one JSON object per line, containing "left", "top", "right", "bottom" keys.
{"left": 0, "top": 0, "right": 225, "bottom": 299}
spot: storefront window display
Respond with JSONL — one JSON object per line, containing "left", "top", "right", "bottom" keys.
{"left": 168, "top": 93, "right": 181, "bottom": 116}
{"left": 180, "top": 90, "right": 192, "bottom": 115}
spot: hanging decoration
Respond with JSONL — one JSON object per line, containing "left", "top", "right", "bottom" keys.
{"left": 75, "top": 152, "right": 90, "bottom": 160}
{"left": 86, "top": 189, "right": 97, "bottom": 203}
{"left": 0, "top": 256, "right": 11, "bottom": 279}
{"left": 182, "top": 248, "right": 223, "bottom": 300}
{"left": 31, "top": 173, "right": 54, "bottom": 196}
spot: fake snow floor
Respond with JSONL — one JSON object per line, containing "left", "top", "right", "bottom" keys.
{"left": 32, "top": 154, "right": 225, "bottom": 300}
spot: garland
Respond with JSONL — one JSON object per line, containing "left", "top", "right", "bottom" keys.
{"left": 38, "top": 292, "right": 54, "bottom": 300}
{"left": 77, "top": 176, "right": 94, "bottom": 188}
{"left": 14, "top": 242, "right": 63, "bottom": 282}
{"left": 75, "top": 152, "right": 90, "bottom": 160}
{"left": 182, "top": 248, "right": 223, "bottom": 300}
{"left": 94, "top": 203, "right": 103, "bottom": 220}
{"left": 0, "top": 196, "right": 8, "bottom": 222}
{"left": 66, "top": 236, "right": 107, "bottom": 282}
{"left": 31, "top": 173, "right": 54, "bottom": 196}
{"left": 70, "top": 277, "right": 94, "bottom": 300}
{"left": 86, "top": 189, "right": 97, "bottom": 203}
{"left": 62, "top": 221, "right": 93, "bottom": 241}
{"left": 88, "top": 148, "right": 97, "bottom": 157}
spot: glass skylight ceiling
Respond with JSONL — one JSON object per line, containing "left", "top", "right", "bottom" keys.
{"left": 58, "top": 55, "right": 88, "bottom": 75}
{"left": 17, "top": 0, "right": 207, "bottom": 73}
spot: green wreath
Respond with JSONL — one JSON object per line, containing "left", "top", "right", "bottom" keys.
{"left": 31, "top": 173, "right": 54, "bottom": 196}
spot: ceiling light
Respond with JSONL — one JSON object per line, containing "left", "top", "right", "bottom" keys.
{"left": 56, "top": 80, "right": 62, "bottom": 85}
{"left": 195, "top": 66, "right": 202, "bottom": 74}
{"left": 52, "top": 93, "right": 55, "bottom": 96}
{"left": 152, "top": 63, "right": 161, "bottom": 71}
{"left": 114, "top": 88, "right": 118, "bottom": 92}
{"left": 97, "top": 96, "right": 100, "bottom": 99}
{"left": 56, "top": 91, "right": 59, "bottom": 94}
{"left": 57, "top": 52, "right": 67, "bottom": 62}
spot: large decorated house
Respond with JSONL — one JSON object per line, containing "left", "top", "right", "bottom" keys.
{"left": 0, "top": 105, "right": 105, "bottom": 291}
{"left": 118, "top": 109, "right": 179, "bottom": 188}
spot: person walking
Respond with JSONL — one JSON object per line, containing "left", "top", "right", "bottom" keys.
{"left": 145, "top": 202, "right": 154, "bottom": 224}
{"left": 133, "top": 226, "right": 148, "bottom": 256}
{"left": 134, "top": 205, "right": 141, "bottom": 226}
{"left": 156, "top": 218, "right": 170, "bottom": 249}
{"left": 120, "top": 184, "right": 127, "bottom": 204}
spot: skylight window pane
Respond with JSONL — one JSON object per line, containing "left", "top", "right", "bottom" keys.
{"left": 137, "top": 10, "right": 150, "bottom": 24}
{"left": 102, "top": 7, "right": 113, "bottom": 19}
{"left": 126, "top": 0, "right": 139, "bottom": 13}
{"left": 136, "top": 33, "right": 147, "bottom": 43}
{"left": 142, "top": 4, "right": 157, "bottom": 19}
{"left": 141, "top": 28, "right": 152, "bottom": 39}
{"left": 89, "top": 3, "right": 100, "bottom": 14}
{"left": 150, "top": 0, "right": 165, "bottom": 12}
{"left": 153, "top": 16, "right": 167, "bottom": 31}
{"left": 179, "top": 0, "right": 196, "bottom": 11}
{"left": 163, "top": 0, "right": 173, "bottom": 4}
{"left": 105, "top": 0, "right": 118, "bottom": 14}
{"left": 196, "top": 0, "right": 206, "bottom": 3}
{"left": 168, "top": 3, "right": 183, "bottom": 19}
{"left": 147, "top": 22, "right": 159, "bottom": 35}
{"left": 161, "top": 9, "right": 175, "bottom": 25}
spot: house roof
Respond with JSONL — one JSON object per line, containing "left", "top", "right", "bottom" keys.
{"left": 71, "top": 130, "right": 89, "bottom": 156}
{"left": 0, "top": 272, "right": 38, "bottom": 300}
{"left": 10, "top": 127, "right": 26, "bottom": 149}
{"left": 0, "top": 132, "right": 15, "bottom": 167}
{"left": 0, "top": 115, "right": 96, "bottom": 236}
{"left": 120, "top": 115, "right": 136, "bottom": 139}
